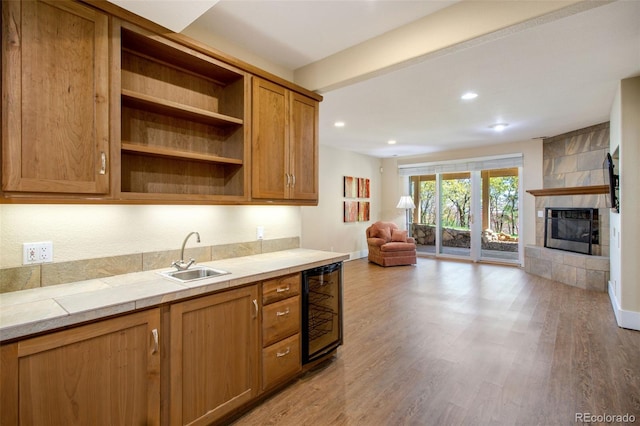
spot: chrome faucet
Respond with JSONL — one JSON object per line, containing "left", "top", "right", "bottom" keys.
{"left": 172, "top": 231, "right": 201, "bottom": 271}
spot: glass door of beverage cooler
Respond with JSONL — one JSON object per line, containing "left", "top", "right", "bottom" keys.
{"left": 302, "top": 262, "right": 343, "bottom": 363}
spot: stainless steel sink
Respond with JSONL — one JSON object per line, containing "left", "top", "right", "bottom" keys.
{"left": 160, "top": 266, "right": 229, "bottom": 283}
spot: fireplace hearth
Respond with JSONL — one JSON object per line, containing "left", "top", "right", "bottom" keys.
{"left": 544, "top": 208, "right": 599, "bottom": 255}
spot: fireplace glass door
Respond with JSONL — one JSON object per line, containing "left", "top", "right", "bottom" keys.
{"left": 544, "top": 208, "right": 598, "bottom": 255}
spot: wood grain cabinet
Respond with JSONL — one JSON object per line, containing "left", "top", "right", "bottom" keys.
{"left": 0, "top": 309, "right": 161, "bottom": 425}
{"left": 1, "top": 0, "right": 110, "bottom": 195}
{"left": 252, "top": 77, "right": 318, "bottom": 203}
{"left": 115, "top": 22, "right": 250, "bottom": 202}
{"left": 261, "top": 274, "right": 302, "bottom": 391}
{"left": 169, "top": 285, "right": 260, "bottom": 425}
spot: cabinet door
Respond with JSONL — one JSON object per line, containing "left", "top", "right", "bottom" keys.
{"left": 289, "top": 92, "right": 319, "bottom": 201}
{"left": 170, "top": 285, "right": 259, "bottom": 426}
{"left": 0, "top": 309, "right": 161, "bottom": 426}
{"left": 251, "top": 77, "right": 289, "bottom": 199}
{"left": 2, "top": 0, "right": 110, "bottom": 194}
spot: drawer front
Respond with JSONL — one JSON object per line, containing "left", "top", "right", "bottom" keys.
{"left": 262, "top": 274, "right": 301, "bottom": 305}
{"left": 262, "top": 333, "right": 301, "bottom": 390}
{"left": 262, "top": 296, "right": 300, "bottom": 347}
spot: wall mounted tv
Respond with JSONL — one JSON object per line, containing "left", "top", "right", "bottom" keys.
{"left": 605, "top": 152, "right": 619, "bottom": 213}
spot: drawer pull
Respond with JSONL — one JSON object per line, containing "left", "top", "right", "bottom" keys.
{"left": 276, "top": 286, "right": 290, "bottom": 293}
{"left": 276, "top": 347, "right": 291, "bottom": 357}
{"left": 276, "top": 308, "right": 290, "bottom": 317}
{"left": 253, "top": 299, "right": 258, "bottom": 319}
{"left": 151, "top": 328, "right": 159, "bottom": 354}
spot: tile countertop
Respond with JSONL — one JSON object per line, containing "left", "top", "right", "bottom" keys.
{"left": 0, "top": 249, "right": 349, "bottom": 342}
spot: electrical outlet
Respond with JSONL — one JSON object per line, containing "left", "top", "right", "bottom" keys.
{"left": 23, "top": 241, "right": 53, "bottom": 264}
{"left": 257, "top": 226, "right": 264, "bottom": 240}
{"left": 39, "top": 241, "right": 53, "bottom": 263}
{"left": 23, "top": 243, "right": 38, "bottom": 264}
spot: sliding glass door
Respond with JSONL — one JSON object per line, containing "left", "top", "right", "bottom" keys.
{"left": 409, "top": 166, "right": 521, "bottom": 264}
{"left": 439, "top": 172, "right": 472, "bottom": 257}
{"left": 479, "top": 168, "right": 520, "bottom": 262}
{"left": 411, "top": 175, "right": 436, "bottom": 254}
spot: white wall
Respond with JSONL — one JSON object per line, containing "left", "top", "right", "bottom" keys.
{"left": 301, "top": 145, "right": 382, "bottom": 260}
{"left": 608, "top": 76, "right": 640, "bottom": 331}
{"left": 0, "top": 204, "right": 300, "bottom": 268}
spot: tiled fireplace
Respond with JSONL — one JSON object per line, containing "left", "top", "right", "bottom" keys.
{"left": 525, "top": 123, "right": 610, "bottom": 292}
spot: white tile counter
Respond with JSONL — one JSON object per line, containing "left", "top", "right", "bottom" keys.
{"left": 0, "top": 249, "right": 348, "bottom": 342}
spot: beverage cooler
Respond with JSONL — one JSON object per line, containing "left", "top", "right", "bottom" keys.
{"left": 301, "top": 262, "right": 343, "bottom": 364}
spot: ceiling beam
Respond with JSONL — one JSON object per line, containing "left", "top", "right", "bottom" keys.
{"left": 294, "top": 0, "right": 611, "bottom": 93}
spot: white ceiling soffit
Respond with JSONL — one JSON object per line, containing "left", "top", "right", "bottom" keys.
{"left": 107, "top": 0, "right": 220, "bottom": 33}
{"left": 187, "top": 0, "right": 459, "bottom": 71}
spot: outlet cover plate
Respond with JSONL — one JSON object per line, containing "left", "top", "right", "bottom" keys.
{"left": 23, "top": 241, "right": 53, "bottom": 264}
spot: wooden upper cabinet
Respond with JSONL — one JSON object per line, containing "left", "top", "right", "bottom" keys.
{"left": 0, "top": 309, "right": 161, "bottom": 425}
{"left": 289, "top": 92, "right": 319, "bottom": 201}
{"left": 252, "top": 78, "right": 289, "bottom": 200}
{"left": 252, "top": 77, "right": 319, "bottom": 203}
{"left": 1, "top": 0, "right": 110, "bottom": 194}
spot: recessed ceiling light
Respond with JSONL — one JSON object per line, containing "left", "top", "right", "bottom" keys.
{"left": 461, "top": 92, "right": 478, "bottom": 100}
{"left": 490, "top": 123, "right": 509, "bottom": 132}
{"left": 334, "top": 121, "right": 345, "bottom": 128}
{"left": 387, "top": 140, "right": 397, "bottom": 145}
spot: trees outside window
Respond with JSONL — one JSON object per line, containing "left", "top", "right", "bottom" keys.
{"left": 413, "top": 171, "right": 518, "bottom": 236}
{"left": 488, "top": 175, "right": 519, "bottom": 236}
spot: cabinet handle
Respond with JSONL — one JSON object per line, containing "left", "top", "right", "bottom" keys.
{"left": 276, "top": 286, "right": 290, "bottom": 293}
{"left": 276, "top": 347, "right": 291, "bottom": 357}
{"left": 99, "top": 152, "right": 107, "bottom": 175}
{"left": 252, "top": 299, "right": 258, "bottom": 319}
{"left": 151, "top": 328, "right": 159, "bottom": 354}
{"left": 291, "top": 174, "right": 296, "bottom": 187}
{"left": 276, "top": 308, "right": 290, "bottom": 317}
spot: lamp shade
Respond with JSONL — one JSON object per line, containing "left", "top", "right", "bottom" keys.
{"left": 396, "top": 195, "right": 415, "bottom": 209}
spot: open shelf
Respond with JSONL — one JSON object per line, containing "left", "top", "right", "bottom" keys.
{"left": 121, "top": 90, "right": 243, "bottom": 127}
{"left": 121, "top": 143, "right": 243, "bottom": 165}
{"left": 118, "top": 22, "right": 248, "bottom": 201}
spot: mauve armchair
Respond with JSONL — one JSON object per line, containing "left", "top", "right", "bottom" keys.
{"left": 366, "top": 221, "right": 417, "bottom": 267}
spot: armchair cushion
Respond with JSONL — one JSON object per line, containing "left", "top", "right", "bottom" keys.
{"left": 391, "top": 229, "right": 408, "bottom": 242}
{"left": 371, "top": 226, "right": 391, "bottom": 242}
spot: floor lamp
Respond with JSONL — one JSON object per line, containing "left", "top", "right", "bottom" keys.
{"left": 396, "top": 195, "right": 416, "bottom": 237}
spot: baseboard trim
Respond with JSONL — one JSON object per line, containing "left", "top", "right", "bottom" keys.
{"left": 608, "top": 281, "right": 640, "bottom": 331}
{"left": 346, "top": 250, "right": 368, "bottom": 261}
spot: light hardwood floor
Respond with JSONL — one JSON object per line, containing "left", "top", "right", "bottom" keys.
{"left": 234, "top": 258, "right": 640, "bottom": 425}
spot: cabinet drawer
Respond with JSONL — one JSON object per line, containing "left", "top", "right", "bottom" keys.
{"left": 262, "top": 333, "right": 301, "bottom": 390}
{"left": 262, "top": 296, "right": 300, "bottom": 347}
{"left": 262, "top": 274, "right": 300, "bottom": 305}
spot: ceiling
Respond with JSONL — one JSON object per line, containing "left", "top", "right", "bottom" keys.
{"left": 115, "top": 0, "right": 640, "bottom": 159}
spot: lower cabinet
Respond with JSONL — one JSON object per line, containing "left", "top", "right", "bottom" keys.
{"left": 169, "top": 284, "right": 260, "bottom": 425}
{"left": 0, "top": 277, "right": 306, "bottom": 425}
{"left": 0, "top": 309, "right": 161, "bottom": 425}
